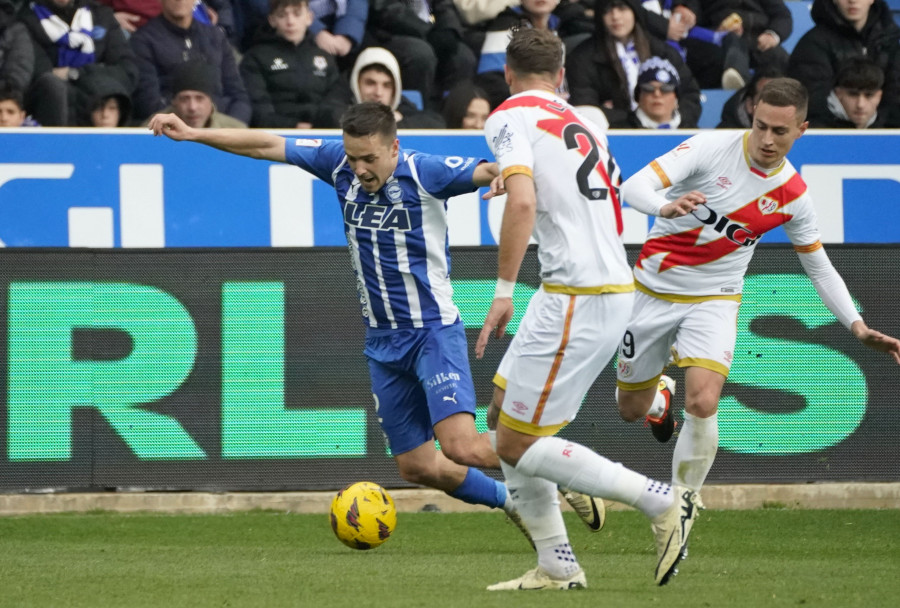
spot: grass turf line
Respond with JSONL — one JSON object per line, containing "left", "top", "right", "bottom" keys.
{"left": 0, "top": 509, "right": 898, "bottom": 607}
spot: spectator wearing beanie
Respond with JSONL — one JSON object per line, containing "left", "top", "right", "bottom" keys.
{"left": 610, "top": 56, "right": 691, "bottom": 128}
{"left": 145, "top": 61, "right": 247, "bottom": 128}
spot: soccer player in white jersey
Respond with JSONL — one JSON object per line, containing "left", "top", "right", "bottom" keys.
{"left": 615, "top": 78, "right": 900, "bottom": 499}
{"left": 148, "top": 102, "right": 605, "bottom": 542}
{"left": 476, "top": 27, "right": 704, "bottom": 590}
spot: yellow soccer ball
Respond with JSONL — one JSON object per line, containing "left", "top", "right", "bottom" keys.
{"left": 329, "top": 481, "right": 397, "bottom": 550}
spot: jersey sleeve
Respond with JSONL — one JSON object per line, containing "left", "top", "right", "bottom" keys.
{"left": 484, "top": 108, "right": 534, "bottom": 182}
{"left": 283, "top": 138, "right": 345, "bottom": 186}
{"left": 651, "top": 132, "right": 718, "bottom": 189}
{"left": 411, "top": 152, "right": 485, "bottom": 199}
{"left": 783, "top": 192, "right": 822, "bottom": 248}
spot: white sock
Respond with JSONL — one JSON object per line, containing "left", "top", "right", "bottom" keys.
{"left": 516, "top": 436, "right": 650, "bottom": 511}
{"left": 500, "top": 458, "right": 580, "bottom": 578}
{"left": 672, "top": 411, "right": 719, "bottom": 491}
{"left": 646, "top": 389, "right": 668, "bottom": 418}
{"left": 500, "top": 458, "right": 568, "bottom": 540}
{"left": 634, "top": 479, "right": 674, "bottom": 519}
{"left": 537, "top": 537, "right": 581, "bottom": 578}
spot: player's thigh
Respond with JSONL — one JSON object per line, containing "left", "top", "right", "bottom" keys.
{"left": 672, "top": 299, "right": 739, "bottom": 379}
{"left": 616, "top": 293, "right": 683, "bottom": 390}
{"left": 415, "top": 323, "right": 478, "bottom": 426}
{"left": 368, "top": 358, "right": 433, "bottom": 457}
{"left": 501, "top": 291, "right": 632, "bottom": 434}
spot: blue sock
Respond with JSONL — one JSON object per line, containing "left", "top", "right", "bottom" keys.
{"left": 448, "top": 468, "right": 507, "bottom": 509}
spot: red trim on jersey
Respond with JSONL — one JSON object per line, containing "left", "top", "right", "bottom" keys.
{"left": 637, "top": 172, "right": 807, "bottom": 272}
{"left": 494, "top": 95, "right": 624, "bottom": 235}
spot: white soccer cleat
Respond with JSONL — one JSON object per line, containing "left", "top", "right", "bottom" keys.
{"left": 561, "top": 489, "right": 606, "bottom": 532}
{"left": 487, "top": 567, "right": 587, "bottom": 591}
{"left": 651, "top": 486, "right": 700, "bottom": 586}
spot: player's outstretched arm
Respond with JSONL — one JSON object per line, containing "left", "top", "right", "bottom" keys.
{"left": 148, "top": 113, "right": 286, "bottom": 163}
{"left": 851, "top": 321, "right": 900, "bottom": 365}
{"left": 796, "top": 247, "right": 900, "bottom": 365}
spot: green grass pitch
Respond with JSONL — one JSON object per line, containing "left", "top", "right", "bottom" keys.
{"left": 0, "top": 509, "right": 898, "bottom": 607}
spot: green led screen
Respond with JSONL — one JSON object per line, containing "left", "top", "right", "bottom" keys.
{"left": 0, "top": 246, "right": 897, "bottom": 491}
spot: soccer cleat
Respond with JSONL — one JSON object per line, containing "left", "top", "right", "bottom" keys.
{"left": 651, "top": 486, "right": 700, "bottom": 586}
{"left": 561, "top": 489, "right": 606, "bottom": 532}
{"left": 487, "top": 567, "right": 587, "bottom": 591}
{"left": 505, "top": 507, "right": 536, "bottom": 551}
{"left": 646, "top": 375, "right": 677, "bottom": 443}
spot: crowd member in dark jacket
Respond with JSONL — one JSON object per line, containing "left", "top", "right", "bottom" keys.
{"left": 240, "top": 0, "right": 350, "bottom": 127}
{"left": 367, "top": 0, "right": 475, "bottom": 108}
{"left": 75, "top": 69, "right": 132, "bottom": 125}
{"left": 566, "top": 0, "right": 700, "bottom": 127}
{"left": 130, "top": 0, "right": 250, "bottom": 123}
{"left": 788, "top": 0, "right": 900, "bottom": 127}
{"left": 473, "top": 0, "right": 591, "bottom": 108}
{"left": 676, "top": 0, "right": 792, "bottom": 90}
{"left": 716, "top": 62, "right": 782, "bottom": 127}
{"left": 20, "top": 0, "right": 137, "bottom": 125}
{"left": 810, "top": 56, "right": 887, "bottom": 128}
{"left": 1, "top": 0, "right": 33, "bottom": 94}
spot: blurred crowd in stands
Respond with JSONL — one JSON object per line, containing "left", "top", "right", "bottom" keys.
{"left": 1, "top": 0, "right": 898, "bottom": 129}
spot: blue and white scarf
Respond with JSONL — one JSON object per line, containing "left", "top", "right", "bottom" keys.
{"left": 616, "top": 40, "right": 641, "bottom": 110}
{"left": 32, "top": 2, "right": 96, "bottom": 68}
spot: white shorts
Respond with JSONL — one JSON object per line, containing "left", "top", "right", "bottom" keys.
{"left": 495, "top": 289, "right": 633, "bottom": 435}
{"left": 615, "top": 291, "right": 739, "bottom": 391}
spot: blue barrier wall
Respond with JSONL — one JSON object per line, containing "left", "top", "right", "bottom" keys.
{"left": 2, "top": 129, "right": 899, "bottom": 247}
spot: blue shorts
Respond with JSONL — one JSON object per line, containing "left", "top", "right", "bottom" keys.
{"left": 364, "top": 323, "right": 477, "bottom": 456}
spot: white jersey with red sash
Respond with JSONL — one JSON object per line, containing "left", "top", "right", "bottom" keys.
{"left": 485, "top": 89, "right": 633, "bottom": 292}
{"left": 633, "top": 130, "right": 821, "bottom": 299}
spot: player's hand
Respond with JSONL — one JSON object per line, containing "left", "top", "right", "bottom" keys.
{"left": 852, "top": 322, "right": 900, "bottom": 364}
{"left": 148, "top": 113, "right": 194, "bottom": 141}
{"left": 482, "top": 174, "right": 506, "bottom": 200}
{"left": 475, "top": 298, "right": 514, "bottom": 359}
{"left": 660, "top": 190, "right": 707, "bottom": 218}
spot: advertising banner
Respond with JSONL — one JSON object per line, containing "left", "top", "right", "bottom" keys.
{"left": 1, "top": 246, "right": 896, "bottom": 491}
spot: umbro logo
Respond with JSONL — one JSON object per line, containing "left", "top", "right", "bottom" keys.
{"left": 270, "top": 57, "right": 288, "bottom": 71}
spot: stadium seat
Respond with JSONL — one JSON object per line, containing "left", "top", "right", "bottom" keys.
{"left": 782, "top": 1, "right": 815, "bottom": 54}
{"left": 402, "top": 90, "right": 424, "bottom": 110}
{"left": 698, "top": 89, "right": 732, "bottom": 128}
{"left": 887, "top": 0, "right": 900, "bottom": 26}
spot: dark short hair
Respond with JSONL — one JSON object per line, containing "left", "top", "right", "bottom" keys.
{"left": 0, "top": 87, "right": 24, "bottom": 109}
{"left": 835, "top": 57, "right": 884, "bottom": 91}
{"left": 757, "top": 77, "right": 808, "bottom": 122}
{"left": 341, "top": 102, "right": 397, "bottom": 141}
{"left": 268, "top": 0, "right": 307, "bottom": 14}
{"left": 505, "top": 27, "right": 564, "bottom": 78}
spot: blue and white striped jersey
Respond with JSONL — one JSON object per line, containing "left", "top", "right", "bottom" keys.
{"left": 284, "top": 138, "right": 485, "bottom": 330}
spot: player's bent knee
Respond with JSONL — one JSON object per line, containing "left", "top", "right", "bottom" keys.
{"left": 617, "top": 395, "right": 650, "bottom": 422}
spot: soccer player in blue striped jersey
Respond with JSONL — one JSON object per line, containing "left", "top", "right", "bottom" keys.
{"left": 149, "top": 102, "right": 531, "bottom": 534}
